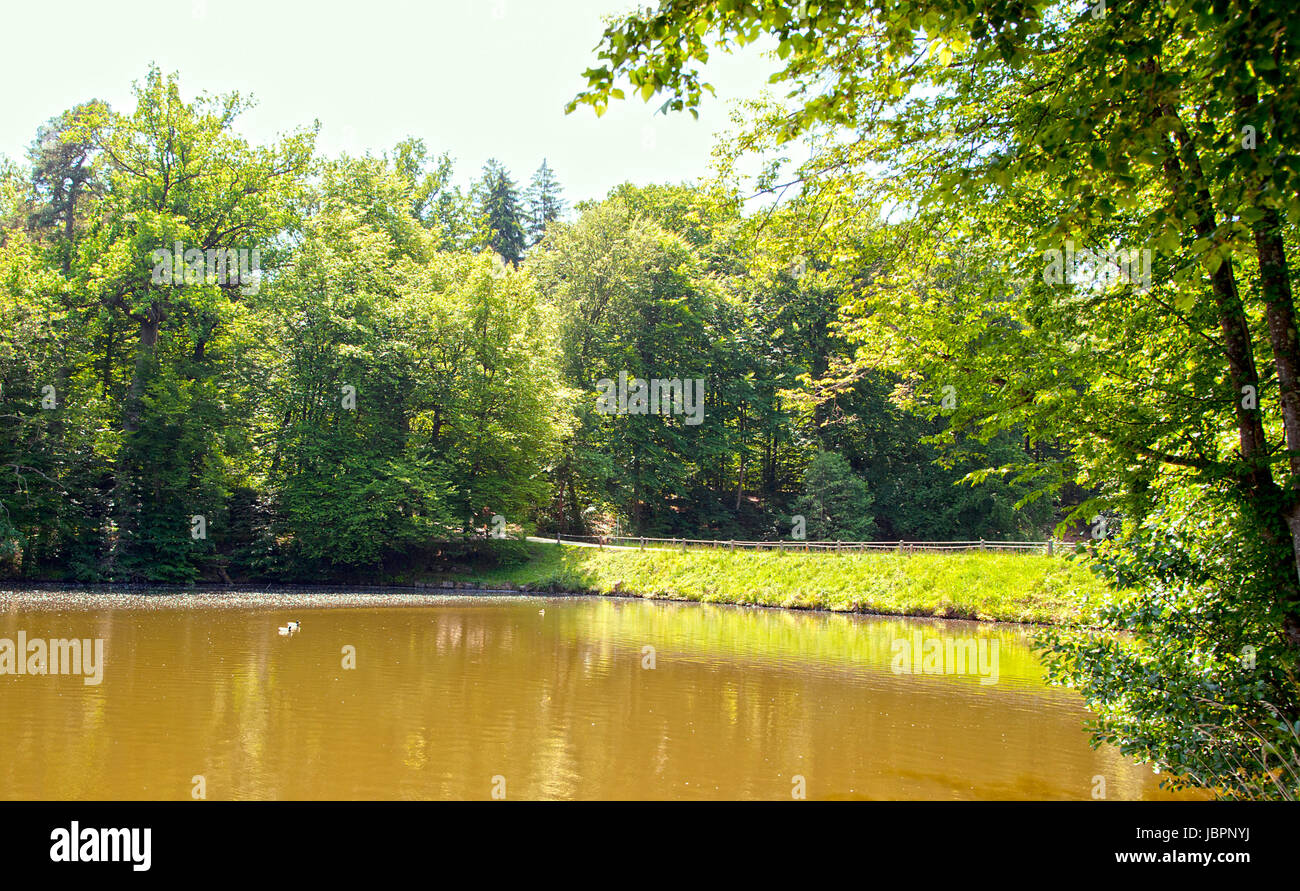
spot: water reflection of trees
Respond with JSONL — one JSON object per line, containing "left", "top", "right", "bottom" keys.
{"left": 0, "top": 601, "right": 1188, "bottom": 800}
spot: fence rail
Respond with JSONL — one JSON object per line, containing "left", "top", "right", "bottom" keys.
{"left": 542, "top": 533, "right": 1062, "bottom": 555}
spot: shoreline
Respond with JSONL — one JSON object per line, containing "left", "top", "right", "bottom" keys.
{"left": 0, "top": 541, "right": 1109, "bottom": 626}
{"left": 0, "top": 583, "right": 1052, "bottom": 628}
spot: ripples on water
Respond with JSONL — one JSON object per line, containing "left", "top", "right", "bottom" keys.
{"left": 0, "top": 591, "right": 1185, "bottom": 800}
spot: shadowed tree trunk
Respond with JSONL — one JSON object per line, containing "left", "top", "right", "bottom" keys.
{"left": 124, "top": 302, "right": 162, "bottom": 435}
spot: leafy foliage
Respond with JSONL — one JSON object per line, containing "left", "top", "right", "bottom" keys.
{"left": 2, "top": 68, "right": 1068, "bottom": 588}
{"left": 565, "top": 0, "right": 1300, "bottom": 797}
{"left": 793, "top": 451, "right": 877, "bottom": 541}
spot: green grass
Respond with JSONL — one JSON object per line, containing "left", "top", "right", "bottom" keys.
{"left": 410, "top": 541, "right": 1108, "bottom": 625}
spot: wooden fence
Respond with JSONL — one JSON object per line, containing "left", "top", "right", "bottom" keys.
{"left": 544, "top": 533, "right": 1061, "bottom": 555}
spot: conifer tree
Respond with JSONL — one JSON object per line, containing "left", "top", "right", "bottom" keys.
{"left": 475, "top": 159, "right": 527, "bottom": 266}
{"left": 524, "top": 159, "right": 565, "bottom": 246}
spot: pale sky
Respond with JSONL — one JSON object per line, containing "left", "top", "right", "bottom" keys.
{"left": 0, "top": 0, "right": 781, "bottom": 204}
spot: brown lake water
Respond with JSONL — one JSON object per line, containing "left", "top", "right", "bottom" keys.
{"left": 0, "top": 591, "right": 1188, "bottom": 800}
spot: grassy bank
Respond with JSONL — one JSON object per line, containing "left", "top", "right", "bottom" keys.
{"left": 407, "top": 541, "right": 1108, "bottom": 625}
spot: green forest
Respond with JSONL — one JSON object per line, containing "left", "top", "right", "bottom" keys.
{"left": 2, "top": 0, "right": 1299, "bottom": 798}
{"left": 0, "top": 67, "right": 1056, "bottom": 586}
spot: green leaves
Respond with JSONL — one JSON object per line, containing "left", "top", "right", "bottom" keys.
{"left": 794, "top": 451, "right": 878, "bottom": 541}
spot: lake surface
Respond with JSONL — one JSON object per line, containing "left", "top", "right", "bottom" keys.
{"left": 0, "top": 591, "right": 1186, "bottom": 800}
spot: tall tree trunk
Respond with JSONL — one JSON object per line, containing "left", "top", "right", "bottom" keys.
{"left": 1255, "top": 216, "right": 1300, "bottom": 474}
{"left": 735, "top": 404, "right": 746, "bottom": 511}
{"left": 1150, "top": 61, "right": 1273, "bottom": 493}
{"left": 110, "top": 301, "right": 162, "bottom": 575}
{"left": 125, "top": 303, "right": 162, "bottom": 434}
{"left": 1158, "top": 114, "right": 1273, "bottom": 480}
{"left": 1240, "top": 87, "right": 1300, "bottom": 594}
{"left": 1252, "top": 210, "right": 1300, "bottom": 639}
{"left": 566, "top": 469, "right": 583, "bottom": 535}
{"left": 1155, "top": 93, "right": 1300, "bottom": 642}
{"left": 1161, "top": 151, "right": 1270, "bottom": 488}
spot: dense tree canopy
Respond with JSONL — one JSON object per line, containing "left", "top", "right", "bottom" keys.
{"left": 566, "top": 0, "right": 1300, "bottom": 798}
{"left": 0, "top": 65, "right": 1058, "bottom": 589}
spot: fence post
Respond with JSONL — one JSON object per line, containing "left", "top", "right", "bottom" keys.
{"left": 560, "top": 535, "right": 1036, "bottom": 553}
{"left": 1046, "top": 538, "right": 1053, "bottom": 556}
